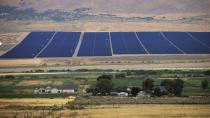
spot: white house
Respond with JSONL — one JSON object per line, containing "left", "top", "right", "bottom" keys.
{"left": 34, "top": 86, "right": 76, "bottom": 94}
{"left": 137, "top": 91, "right": 151, "bottom": 97}
{"left": 118, "top": 92, "right": 128, "bottom": 97}
{"left": 62, "top": 87, "right": 75, "bottom": 93}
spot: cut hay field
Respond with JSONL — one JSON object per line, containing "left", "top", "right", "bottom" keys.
{"left": 0, "top": 104, "right": 209, "bottom": 118}
{"left": 0, "top": 97, "right": 75, "bottom": 107}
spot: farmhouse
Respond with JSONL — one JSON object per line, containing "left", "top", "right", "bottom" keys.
{"left": 137, "top": 91, "right": 151, "bottom": 98}
{"left": 110, "top": 86, "right": 131, "bottom": 96}
{"left": 34, "top": 86, "right": 76, "bottom": 94}
{"left": 62, "top": 86, "right": 76, "bottom": 93}
{"left": 118, "top": 92, "right": 129, "bottom": 96}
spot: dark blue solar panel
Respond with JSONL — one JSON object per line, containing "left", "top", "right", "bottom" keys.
{"left": 136, "top": 32, "right": 182, "bottom": 54}
{"left": 78, "top": 32, "right": 112, "bottom": 56}
{"left": 189, "top": 32, "right": 210, "bottom": 47}
{"left": 163, "top": 32, "right": 210, "bottom": 54}
{"left": 110, "top": 32, "right": 146, "bottom": 54}
{"left": 38, "top": 32, "right": 81, "bottom": 57}
{"left": 0, "top": 32, "right": 55, "bottom": 58}
{"left": 94, "top": 32, "right": 112, "bottom": 56}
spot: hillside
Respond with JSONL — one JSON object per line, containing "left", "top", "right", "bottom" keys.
{"left": 0, "top": 0, "right": 210, "bottom": 32}
{"left": 1, "top": 0, "right": 210, "bottom": 14}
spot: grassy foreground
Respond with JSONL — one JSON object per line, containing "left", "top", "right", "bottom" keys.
{"left": 0, "top": 104, "right": 210, "bottom": 118}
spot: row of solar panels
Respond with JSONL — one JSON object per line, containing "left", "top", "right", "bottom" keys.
{"left": 0, "top": 32, "right": 210, "bottom": 59}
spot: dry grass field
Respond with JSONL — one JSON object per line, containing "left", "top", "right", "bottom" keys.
{"left": 1, "top": 19, "right": 210, "bottom": 32}
{"left": 0, "top": 97, "right": 75, "bottom": 107}
{"left": 0, "top": 62, "right": 210, "bottom": 73}
{"left": 0, "top": 32, "right": 29, "bottom": 55}
{"left": 0, "top": 104, "right": 209, "bottom": 118}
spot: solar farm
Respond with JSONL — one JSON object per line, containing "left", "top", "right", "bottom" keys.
{"left": 0, "top": 32, "right": 210, "bottom": 59}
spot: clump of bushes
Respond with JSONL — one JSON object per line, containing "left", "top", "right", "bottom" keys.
{"left": 65, "top": 102, "right": 100, "bottom": 110}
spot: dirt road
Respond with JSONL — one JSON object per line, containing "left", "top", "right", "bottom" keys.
{"left": 0, "top": 62, "right": 209, "bottom": 73}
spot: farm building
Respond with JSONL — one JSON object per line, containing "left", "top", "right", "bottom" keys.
{"left": 34, "top": 86, "right": 76, "bottom": 94}
{"left": 137, "top": 91, "right": 151, "bottom": 98}
{"left": 118, "top": 92, "right": 129, "bottom": 96}
{"left": 110, "top": 86, "right": 131, "bottom": 96}
{"left": 62, "top": 86, "right": 76, "bottom": 93}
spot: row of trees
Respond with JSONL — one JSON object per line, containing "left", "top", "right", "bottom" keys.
{"left": 87, "top": 75, "right": 186, "bottom": 96}
{"left": 138, "top": 78, "right": 184, "bottom": 96}
{"left": 87, "top": 74, "right": 209, "bottom": 97}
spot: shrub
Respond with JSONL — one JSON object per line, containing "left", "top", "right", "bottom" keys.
{"left": 131, "top": 87, "right": 141, "bottom": 96}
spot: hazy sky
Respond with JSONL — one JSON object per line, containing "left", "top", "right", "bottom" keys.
{"left": 0, "top": 0, "right": 210, "bottom": 14}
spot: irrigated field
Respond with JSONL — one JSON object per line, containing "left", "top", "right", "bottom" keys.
{"left": 0, "top": 69, "right": 210, "bottom": 98}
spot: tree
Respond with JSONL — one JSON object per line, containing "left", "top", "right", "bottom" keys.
{"left": 142, "top": 79, "right": 154, "bottom": 90}
{"left": 173, "top": 79, "right": 184, "bottom": 96}
{"left": 97, "top": 75, "right": 112, "bottom": 81}
{"left": 131, "top": 87, "right": 141, "bottom": 96}
{"left": 95, "top": 79, "right": 114, "bottom": 95}
{"left": 204, "top": 70, "right": 210, "bottom": 76}
{"left": 161, "top": 79, "right": 184, "bottom": 96}
{"left": 201, "top": 80, "right": 209, "bottom": 90}
{"left": 4, "top": 75, "right": 15, "bottom": 79}
{"left": 153, "top": 88, "right": 162, "bottom": 97}
{"left": 161, "top": 79, "right": 174, "bottom": 93}
{"left": 87, "top": 75, "right": 115, "bottom": 96}
{"left": 115, "top": 73, "right": 126, "bottom": 79}
{"left": 86, "top": 85, "right": 99, "bottom": 96}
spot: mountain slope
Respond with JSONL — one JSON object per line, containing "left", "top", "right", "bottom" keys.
{"left": 0, "top": 0, "right": 210, "bottom": 14}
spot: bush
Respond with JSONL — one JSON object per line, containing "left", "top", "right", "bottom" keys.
{"left": 115, "top": 73, "right": 126, "bottom": 79}
{"left": 97, "top": 74, "right": 113, "bottom": 81}
{"left": 66, "top": 102, "right": 100, "bottom": 110}
{"left": 66, "top": 102, "right": 84, "bottom": 110}
{"left": 4, "top": 75, "right": 15, "bottom": 79}
{"left": 131, "top": 87, "right": 141, "bottom": 96}
{"left": 204, "top": 70, "right": 210, "bottom": 76}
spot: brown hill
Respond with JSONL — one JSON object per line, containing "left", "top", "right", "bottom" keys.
{"left": 0, "top": 0, "right": 210, "bottom": 14}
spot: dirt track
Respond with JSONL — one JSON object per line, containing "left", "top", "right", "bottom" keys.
{"left": 0, "top": 62, "right": 209, "bottom": 73}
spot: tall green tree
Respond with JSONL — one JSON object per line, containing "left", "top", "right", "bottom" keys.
{"left": 95, "top": 79, "right": 114, "bottom": 95}
{"left": 201, "top": 80, "right": 209, "bottom": 90}
{"left": 161, "top": 79, "right": 174, "bottom": 93}
{"left": 142, "top": 79, "right": 154, "bottom": 90}
{"left": 161, "top": 79, "right": 184, "bottom": 96}
{"left": 173, "top": 79, "right": 184, "bottom": 96}
{"left": 153, "top": 88, "right": 162, "bottom": 97}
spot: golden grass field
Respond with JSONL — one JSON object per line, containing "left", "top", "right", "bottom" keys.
{"left": 0, "top": 97, "right": 75, "bottom": 107}
{"left": 0, "top": 104, "right": 209, "bottom": 118}
{"left": 15, "top": 80, "right": 63, "bottom": 86}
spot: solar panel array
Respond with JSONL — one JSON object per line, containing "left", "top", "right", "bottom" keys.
{"left": 0, "top": 32, "right": 210, "bottom": 59}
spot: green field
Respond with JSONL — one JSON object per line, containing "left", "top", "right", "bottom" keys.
{"left": 0, "top": 69, "right": 210, "bottom": 98}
